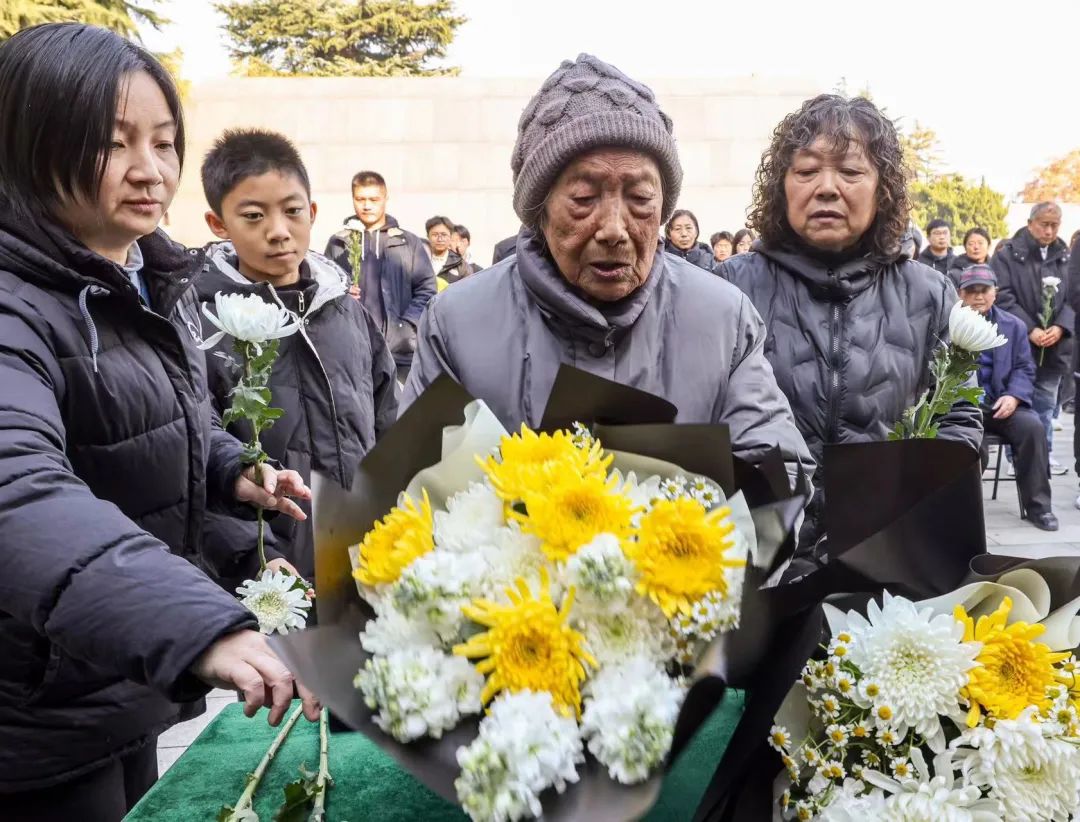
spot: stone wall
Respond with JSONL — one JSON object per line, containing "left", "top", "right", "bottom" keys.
{"left": 168, "top": 75, "right": 824, "bottom": 264}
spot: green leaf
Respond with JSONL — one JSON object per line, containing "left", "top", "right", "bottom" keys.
{"left": 273, "top": 764, "right": 320, "bottom": 822}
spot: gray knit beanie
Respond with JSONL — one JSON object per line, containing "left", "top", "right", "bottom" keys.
{"left": 511, "top": 54, "right": 683, "bottom": 227}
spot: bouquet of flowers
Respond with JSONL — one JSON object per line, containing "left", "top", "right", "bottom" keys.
{"left": 890, "top": 301, "right": 1007, "bottom": 440}
{"left": 769, "top": 564, "right": 1080, "bottom": 820}
{"left": 1038, "top": 275, "right": 1062, "bottom": 366}
{"left": 351, "top": 409, "right": 752, "bottom": 821}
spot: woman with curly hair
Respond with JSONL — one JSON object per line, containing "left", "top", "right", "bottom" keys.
{"left": 717, "top": 94, "right": 982, "bottom": 548}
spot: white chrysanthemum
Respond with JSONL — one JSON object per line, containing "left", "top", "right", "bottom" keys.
{"left": 581, "top": 657, "right": 685, "bottom": 784}
{"left": 833, "top": 592, "right": 978, "bottom": 746}
{"left": 474, "top": 525, "right": 553, "bottom": 601}
{"left": 563, "top": 533, "right": 635, "bottom": 603}
{"left": 235, "top": 569, "right": 311, "bottom": 635}
{"left": 817, "top": 788, "right": 887, "bottom": 821}
{"left": 861, "top": 748, "right": 1000, "bottom": 821}
{"left": 455, "top": 691, "right": 583, "bottom": 822}
{"left": 434, "top": 481, "right": 506, "bottom": 553}
{"left": 608, "top": 470, "right": 663, "bottom": 524}
{"left": 390, "top": 549, "right": 486, "bottom": 645}
{"left": 948, "top": 301, "right": 1007, "bottom": 352}
{"left": 1043, "top": 275, "right": 1062, "bottom": 291}
{"left": 957, "top": 708, "right": 1080, "bottom": 820}
{"left": 359, "top": 600, "right": 440, "bottom": 656}
{"left": 684, "top": 476, "right": 725, "bottom": 510}
{"left": 355, "top": 646, "right": 482, "bottom": 742}
{"left": 199, "top": 291, "right": 300, "bottom": 349}
{"left": 572, "top": 595, "right": 674, "bottom": 667}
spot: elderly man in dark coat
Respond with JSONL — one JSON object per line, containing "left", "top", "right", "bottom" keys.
{"left": 400, "top": 54, "right": 813, "bottom": 483}
{"left": 957, "top": 265, "right": 1057, "bottom": 530}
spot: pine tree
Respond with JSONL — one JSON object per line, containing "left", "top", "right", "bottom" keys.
{"left": 215, "top": 0, "right": 466, "bottom": 77}
{"left": 1, "top": 0, "right": 165, "bottom": 41}
{"left": 910, "top": 174, "right": 1009, "bottom": 240}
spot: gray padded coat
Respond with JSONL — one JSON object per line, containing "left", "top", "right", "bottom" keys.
{"left": 401, "top": 230, "right": 814, "bottom": 482}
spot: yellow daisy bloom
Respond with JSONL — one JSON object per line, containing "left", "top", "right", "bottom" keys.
{"left": 453, "top": 569, "right": 596, "bottom": 717}
{"left": 481, "top": 425, "right": 611, "bottom": 503}
{"left": 626, "top": 498, "right": 744, "bottom": 618}
{"left": 353, "top": 490, "right": 434, "bottom": 587}
{"left": 955, "top": 597, "right": 1070, "bottom": 727}
{"left": 513, "top": 472, "right": 638, "bottom": 563}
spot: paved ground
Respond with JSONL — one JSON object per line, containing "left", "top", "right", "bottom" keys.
{"left": 156, "top": 415, "right": 1080, "bottom": 773}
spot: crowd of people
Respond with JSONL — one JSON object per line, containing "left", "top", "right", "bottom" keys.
{"left": 1, "top": 21, "right": 1077, "bottom": 821}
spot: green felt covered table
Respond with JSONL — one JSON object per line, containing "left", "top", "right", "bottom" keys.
{"left": 126, "top": 691, "right": 744, "bottom": 821}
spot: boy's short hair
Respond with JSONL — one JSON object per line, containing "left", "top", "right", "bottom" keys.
{"left": 425, "top": 216, "right": 454, "bottom": 234}
{"left": 452, "top": 224, "right": 470, "bottom": 241}
{"left": 201, "top": 128, "right": 311, "bottom": 216}
{"left": 351, "top": 170, "right": 386, "bottom": 192}
{"left": 926, "top": 218, "right": 950, "bottom": 233}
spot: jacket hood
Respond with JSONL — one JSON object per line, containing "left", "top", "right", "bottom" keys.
{"left": 199, "top": 241, "right": 346, "bottom": 316}
{"left": 0, "top": 203, "right": 196, "bottom": 300}
{"left": 515, "top": 227, "right": 662, "bottom": 348}
{"left": 755, "top": 241, "right": 881, "bottom": 300}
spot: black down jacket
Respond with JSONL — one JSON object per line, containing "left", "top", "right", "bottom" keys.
{"left": 198, "top": 244, "right": 398, "bottom": 580}
{"left": 719, "top": 244, "right": 983, "bottom": 537}
{"left": 663, "top": 238, "right": 715, "bottom": 273}
{"left": 0, "top": 212, "right": 257, "bottom": 790}
{"left": 991, "top": 228, "right": 1073, "bottom": 375}
{"left": 324, "top": 215, "right": 436, "bottom": 369}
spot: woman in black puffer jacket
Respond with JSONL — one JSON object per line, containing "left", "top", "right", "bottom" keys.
{"left": 718, "top": 94, "right": 982, "bottom": 548}
{"left": 663, "top": 208, "right": 715, "bottom": 272}
{"left": 0, "top": 25, "right": 319, "bottom": 821}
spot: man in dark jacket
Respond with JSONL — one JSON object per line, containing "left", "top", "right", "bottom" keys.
{"left": 200, "top": 131, "right": 399, "bottom": 582}
{"left": 918, "top": 218, "right": 956, "bottom": 275}
{"left": 992, "top": 202, "right": 1072, "bottom": 473}
{"left": 324, "top": 170, "right": 436, "bottom": 381}
{"left": 957, "top": 265, "right": 1056, "bottom": 530}
{"left": 492, "top": 232, "right": 519, "bottom": 265}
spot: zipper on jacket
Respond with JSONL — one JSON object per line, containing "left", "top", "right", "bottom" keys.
{"left": 826, "top": 271, "right": 845, "bottom": 441}
{"left": 298, "top": 291, "right": 306, "bottom": 316}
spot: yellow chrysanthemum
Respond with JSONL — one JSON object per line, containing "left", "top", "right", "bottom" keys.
{"left": 481, "top": 425, "right": 611, "bottom": 503}
{"left": 353, "top": 490, "right": 434, "bottom": 587}
{"left": 626, "top": 498, "right": 744, "bottom": 618}
{"left": 453, "top": 569, "right": 596, "bottom": 716}
{"left": 512, "top": 472, "right": 638, "bottom": 563}
{"left": 955, "top": 597, "right": 1070, "bottom": 727}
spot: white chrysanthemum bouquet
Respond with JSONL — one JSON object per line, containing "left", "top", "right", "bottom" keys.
{"left": 770, "top": 568, "right": 1080, "bottom": 821}
{"left": 349, "top": 408, "right": 755, "bottom": 822}
{"left": 1038, "top": 275, "right": 1062, "bottom": 366}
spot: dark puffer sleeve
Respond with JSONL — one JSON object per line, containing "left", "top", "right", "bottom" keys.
{"left": 359, "top": 302, "right": 400, "bottom": 437}
{"left": 0, "top": 288, "right": 255, "bottom": 700}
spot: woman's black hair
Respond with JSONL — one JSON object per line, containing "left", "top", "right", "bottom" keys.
{"left": 747, "top": 94, "right": 909, "bottom": 260}
{"left": 733, "top": 228, "right": 756, "bottom": 249}
{"left": 962, "top": 227, "right": 991, "bottom": 247}
{"left": 0, "top": 23, "right": 185, "bottom": 219}
{"left": 665, "top": 209, "right": 700, "bottom": 239}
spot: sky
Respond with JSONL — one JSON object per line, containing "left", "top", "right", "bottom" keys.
{"left": 140, "top": 0, "right": 1080, "bottom": 199}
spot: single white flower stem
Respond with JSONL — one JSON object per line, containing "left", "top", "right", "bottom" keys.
{"left": 312, "top": 708, "right": 331, "bottom": 818}
{"left": 230, "top": 704, "right": 305, "bottom": 817}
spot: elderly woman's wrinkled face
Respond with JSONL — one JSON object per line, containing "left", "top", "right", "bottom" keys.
{"left": 668, "top": 215, "right": 697, "bottom": 251}
{"left": 783, "top": 137, "right": 878, "bottom": 252}
{"left": 541, "top": 148, "right": 662, "bottom": 302}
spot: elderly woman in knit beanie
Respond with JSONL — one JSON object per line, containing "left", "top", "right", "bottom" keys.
{"left": 400, "top": 54, "right": 813, "bottom": 480}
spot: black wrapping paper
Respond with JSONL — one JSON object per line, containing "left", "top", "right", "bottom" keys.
{"left": 270, "top": 367, "right": 805, "bottom": 820}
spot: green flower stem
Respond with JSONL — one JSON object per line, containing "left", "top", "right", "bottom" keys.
{"left": 228, "top": 704, "right": 304, "bottom": 820}
{"left": 311, "top": 708, "right": 331, "bottom": 820}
